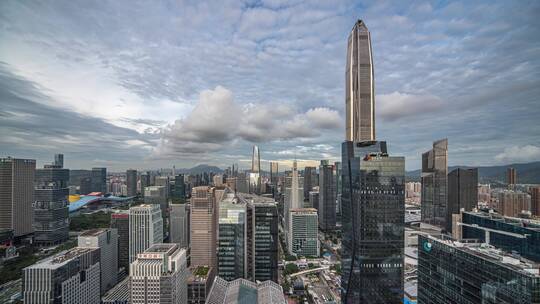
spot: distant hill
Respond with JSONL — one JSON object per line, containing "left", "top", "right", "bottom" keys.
{"left": 406, "top": 161, "right": 540, "bottom": 184}
{"left": 178, "top": 164, "right": 224, "bottom": 175}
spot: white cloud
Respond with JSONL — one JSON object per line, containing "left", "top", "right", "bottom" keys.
{"left": 305, "top": 107, "right": 341, "bottom": 129}
{"left": 494, "top": 145, "right": 540, "bottom": 164}
{"left": 377, "top": 92, "right": 445, "bottom": 121}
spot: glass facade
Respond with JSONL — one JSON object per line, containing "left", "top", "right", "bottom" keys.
{"left": 318, "top": 160, "right": 336, "bottom": 231}
{"left": 421, "top": 139, "right": 448, "bottom": 229}
{"left": 461, "top": 211, "right": 540, "bottom": 262}
{"left": 218, "top": 197, "right": 246, "bottom": 281}
{"left": 447, "top": 168, "right": 478, "bottom": 232}
{"left": 247, "top": 201, "right": 278, "bottom": 282}
{"left": 341, "top": 140, "right": 405, "bottom": 303}
{"left": 418, "top": 235, "right": 540, "bottom": 304}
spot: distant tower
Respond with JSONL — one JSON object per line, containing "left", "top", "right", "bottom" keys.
{"left": 346, "top": 19, "right": 375, "bottom": 141}
{"left": 54, "top": 154, "right": 64, "bottom": 168}
{"left": 126, "top": 169, "right": 137, "bottom": 197}
{"left": 507, "top": 167, "right": 517, "bottom": 185}
{"left": 251, "top": 146, "right": 260, "bottom": 173}
{"left": 250, "top": 146, "right": 261, "bottom": 194}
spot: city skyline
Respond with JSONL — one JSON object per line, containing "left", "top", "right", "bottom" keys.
{"left": 1, "top": 1, "right": 539, "bottom": 171}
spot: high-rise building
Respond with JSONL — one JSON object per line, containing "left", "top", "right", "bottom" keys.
{"left": 170, "top": 203, "right": 190, "bottom": 248}
{"left": 91, "top": 167, "right": 107, "bottom": 193}
{"left": 288, "top": 208, "right": 319, "bottom": 257}
{"left": 346, "top": 20, "right": 375, "bottom": 142}
{"left": 303, "top": 166, "right": 317, "bottom": 201}
{"left": 129, "top": 204, "right": 163, "bottom": 263}
{"left": 206, "top": 277, "right": 286, "bottom": 304}
{"left": 498, "top": 190, "right": 531, "bottom": 217}
{"left": 110, "top": 212, "right": 129, "bottom": 272}
{"left": 531, "top": 186, "right": 540, "bottom": 216}
{"left": 78, "top": 228, "right": 118, "bottom": 293}
{"left": 284, "top": 161, "right": 303, "bottom": 246}
{"left": 252, "top": 145, "right": 261, "bottom": 173}
{"left": 130, "top": 243, "right": 188, "bottom": 304}
{"left": 309, "top": 190, "right": 319, "bottom": 210}
{"left": 318, "top": 160, "right": 336, "bottom": 231}
{"left": 101, "top": 278, "right": 129, "bottom": 304}
{"left": 54, "top": 154, "right": 64, "bottom": 168}
{"left": 173, "top": 174, "right": 186, "bottom": 202}
{"left": 341, "top": 141, "right": 405, "bottom": 303}
{"left": 335, "top": 161, "right": 342, "bottom": 222}
{"left": 421, "top": 138, "right": 448, "bottom": 229}
{"left": 190, "top": 186, "right": 217, "bottom": 269}
{"left": 418, "top": 234, "right": 540, "bottom": 304}
{"left": 33, "top": 162, "right": 69, "bottom": 246}
{"left": 80, "top": 176, "right": 92, "bottom": 195}
{"left": 23, "top": 247, "right": 101, "bottom": 304}
{"left": 126, "top": 169, "right": 137, "bottom": 197}
{"left": 144, "top": 185, "right": 168, "bottom": 216}
{"left": 507, "top": 167, "right": 517, "bottom": 185}
{"left": 188, "top": 266, "right": 216, "bottom": 304}
{"left": 270, "top": 161, "right": 279, "bottom": 187}
{"left": 250, "top": 146, "right": 261, "bottom": 194}
{"left": 140, "top": 172, "right": 150, "bottom": 197}
{"left": 446, "top": 168, "right": 478, "bottom": 232}
{"left": 244, "top": 194, "right": 279, "bottom": 283}
{"left": 217, "top": 192, "right": 247, "bottom": 281}
{"left": 456, "top": 210, "right": 540, "bottom": 262}
{"left": 0, "top": 157, "right": 35, "bottom": 238}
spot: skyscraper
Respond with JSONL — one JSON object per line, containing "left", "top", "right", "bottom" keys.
{"left": 250, "top": 145, "right": 261, "bottom": 194}
{"left": 110, "top": 211, "right": 129, "bottom": 272}
{"left": 446, "top": 168, "right": 478, "bottom": 232}
{"left": 303, "top": 166, "right": 317, "bottom": 201}
{"left": 129, "top": 204, "right": 163, "bottom": 263}
{"left": 126, "top": 169, "right": 137, "bottom": 197}
{"left": 288, "top": 208, "right": 319, "bottom": 257}
{"left": 173, "top": 174, "right": 186, "bottom": 202}
{"left": 252, "top": 145, "right": 261, "bottom": 173}
{"left": 34, "top": 162, "right": 69, "bottom": 246}
{"left": 54, "top": 153, "right": 64, "bottom": 168}
{"left": 346, "top": 20, "right": 375, "bottom": 142}
{"left": 421, "top": 138, "right": 448, "bottom": 229}
{"left": 78, "top": 228, "right": 118, "bottom": 293}
{"left": 130, "top": 244, "right": 188, "bottom": 304}
{"left": 170, "top": 203, "right": 190, "bottom": 248}
{"left": 190, "top": 186, "right": 217, "bottom": 269}
{"left": 217, "top": 192, "right": 247, "bottom": 281}
{"left": 91, "top": 167, "right": 107, "bottom": 193}
{"left": 318, "top": 160, "right": 336, "bottom": 231}
{"left": 140, "top": 172, "right": 150, "bottom": 197}
{"left": 341, "top": 19, "right": 405, "bottom": 304}
{"left": 0, "top": 157, "right": 35, "bottom": 238}
{"left": 531, "top": 186, "right": 540, "bottom": 216}
{"left": 507, "top": 167, "right": 517, "bottom": 185}
{"left": 335, "top": 161, "right": 342, "bottom": 222}
{"left": 284, "top": 161, "right": 303, "bottom": 246}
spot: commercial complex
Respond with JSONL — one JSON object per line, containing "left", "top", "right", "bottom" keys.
{"left": 0, "top": 157, "right": 36, "bottom": 238}
{"left": 130, "top": 243, "right": 188, "bottom": 304}
{"left": 23, "top": 247, "right": 101, "bottom": 304}
{"left": 129, "top": 204, "right": 163, "bottom": 263}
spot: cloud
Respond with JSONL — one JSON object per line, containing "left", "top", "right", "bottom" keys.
{"left": 495, "top": 145, "right": 540, "bottom": 164}
{"left": 377, "top": 92, "right": 445, "bottom": 121}
{"left": 155, "top": 86, "right": 341, "bottom": 157}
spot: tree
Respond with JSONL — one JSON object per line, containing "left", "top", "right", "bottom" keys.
{"left": 284, "top": 263, "right": 299, "bottom": 275}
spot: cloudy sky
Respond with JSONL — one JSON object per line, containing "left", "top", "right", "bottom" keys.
{"left": 1, "top": 0, "right": 539, "bottom": 171}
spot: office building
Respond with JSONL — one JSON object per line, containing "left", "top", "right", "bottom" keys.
{"left": 457, "top": 210, "right": 540, "bottom": 262}
{"left": 78, "top": 228, "right": 118, "bottom": 293}
{"left": 346, "top": 20, "right": 375, "bottom": 142}
{"left": 288, "top": 208, "right": 319, "bottom": 257}
{"left": 318, "top": 160, "right": 336, "bottom": 231}
{"left": 421, "top": 138, "right": 448, "bottom": 229}
{"left": 173, "top": 174, "right": 186, "bottom": 202}
{"left": 507, "top": 167, "right": 517, "bottom": 185}
{"left": 284, "top": 161, "right": 303, "bottom": 246}
{"left": 531, "top": 186, "right": 540, "bottom": 216}
{"left": 91, "top": 167, "right": 107, "bottom": 193}
{"left": 188, "top": 266, "right": 216, "bottom": 304}
{"left": 498, "top": 190, "right": 531, "bottom": 217}
{"left": 140, "top": 172, "right": 150, "bottom": 196}
{"left": 303, "top": 166, "right": 317, "bottom": 201}
{"left": 244, "top": 194, "right": 279, "bottom": 282}
{"left": 335, "top": 161, "right": 342, "bottom": 221}
{"left": 110, "top": 212, "right": 129, "bottom": 271}
{"left": 170, "top": 203, "right": 190, "bottom": 248}
{"left": 217, "top": 192, "right": 247, "bottom": 281}
{"left": 144, "top": 185, "right": 168, "bottom": 215}
{"left": 309, "top": 190, "right": 319, "bottom": 210}
{"left": 101, "top": 277, "right": 129, "bottom": 304}
{"left": 446, "top": 168, "right": 478, "bottom": 232}
{"left": 130, "top": 243, "right": 188, "bottom": 304}
{"left": 80, "top": 177, "right": 92, "bottom": 195}
{"left": 0, "top": 157, "right": 35, "bottom": 238}
{"left": 341, "top": 141, "right": 405, "bottom": 303}
{"left": 250, "top": 146, "right": 261, "bottom": 194}
{"left": 126, "top": 169, "right": 137, "bottom": 197}
{"left": 191, "top": 186, "right": 217, "bottom": 269}
{"left": 33, "top": 162, "right": 69, "bottom": 245}
{"left": 23, "top": 247, "right": 100, "bottom": 304}
{"left": 54, "top": 154, "right": 64, "bottom": 168}
{"left": 206, "top": 277, "right": 286, "bottom": 304}
{"left": 270, "top": 161, "right": 279, "bottom": 188}
{"left": 418, "top": 234, "right": 540, "bottom": 304}
{"left": 129, "top": 204, "right": 163, "bottom": 263}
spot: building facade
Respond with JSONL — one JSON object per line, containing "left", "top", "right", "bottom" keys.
{"left": 303, "top": 166, "right": 317, "bottom": 201}
{"left": 34, "top": 163, "right": 69, "bottom": 245}
{"left": 217, "top": 193, "right": 247, "bottom": 281}
{"left": 498, "top": 190, "right": 531, "bottom": 217}
{"left": 206, "top": 277, "right": 286, "bottom": 304}
{"left": 126, "top": 169, "right": 137, "bottom": 197}
{"left": 288, "top": 208, "right": 319, "bottom": 257}
{"left": 110, "top": 211, "right": 129, "bottom": 271}
{"left": 130, "top": 244, "right": 188, "bottom": 304}
{"left": 191, "top": 186, "right": 217, "bottom": 269}
{"left": 170, "top": 203, "right": 190, "bottom": 248}
{"left": 446, "top": 168, "right": 478, "bottom": 232}
{"left": 507, "top": 167, "right": 517, "bottom": 185}
{"left": 129, "top": 204, "right": 163, "bottom": 263}
{"left": 91, "top": 167, "right": 107, "bottom": 193}
{"left": 78, "top": 228, "right": 118, "bottom": 293}
{"left": 0, "top": 157, "right": 35, "bottom": 238}
{"left": 421, "top": 138, "right": 448, "bottom": 229}
{"left": 318, "top": 160, "right": 336, "bottom": 231}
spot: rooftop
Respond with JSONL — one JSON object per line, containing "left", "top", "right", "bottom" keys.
{"left": 145, "top": 243, "right": 178, "bottom": 254}
{"left": 464, "top": 210, "right": 540, "bottom": 231}
{"left": 26, "top": 247, "right": 96, "bottom": 269}
{"left": 79, "top": 228, "right": 108, "bottom": 237}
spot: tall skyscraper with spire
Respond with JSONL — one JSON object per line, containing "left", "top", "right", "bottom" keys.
{"left": 346, "top": 19, "right": 375, "bottom": 142}
{"left": 342, "top": 20, "right": 405, "bottom": 303}
{"left": 249, "top": 145, "right": 261, "bottom": 194}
